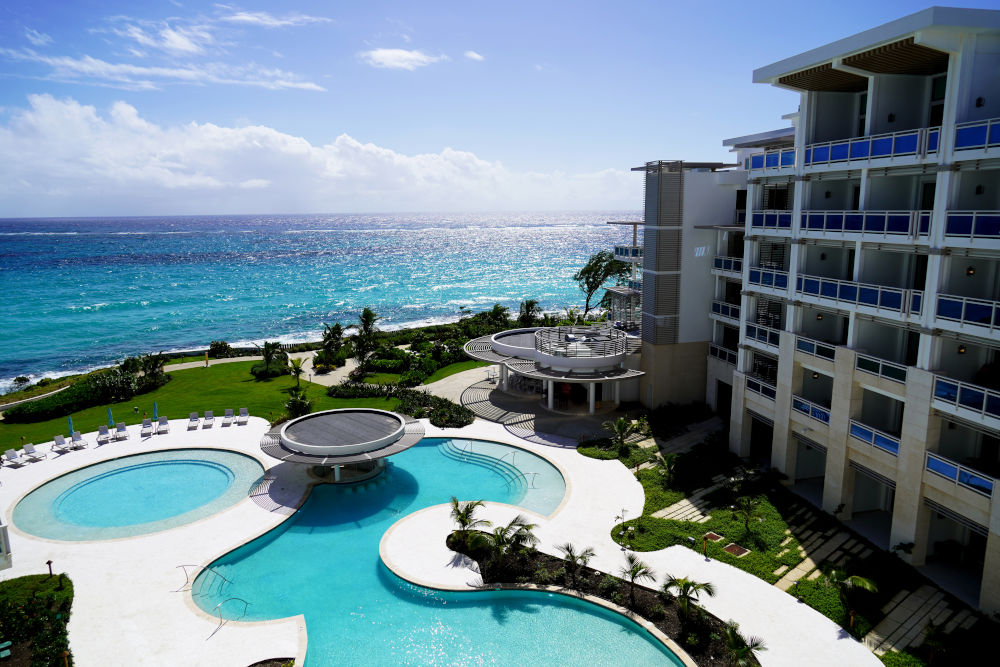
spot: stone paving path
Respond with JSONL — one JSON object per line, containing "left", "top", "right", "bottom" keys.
{"left": 863, "top": 585, "right": 978, "bottom": 655}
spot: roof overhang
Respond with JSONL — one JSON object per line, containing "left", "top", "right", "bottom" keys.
{"left": 722, "top": 127, "right": 795, "bottom": 149}
{"left": 503, "top": 358, "right": 643, "bottom": 383}
{"left": 260, "top": 420, "right": 425, "bottom": 466}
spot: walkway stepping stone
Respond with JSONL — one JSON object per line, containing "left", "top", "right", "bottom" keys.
{"left": 773, "top": 565, "right": 789, "bottom": 576}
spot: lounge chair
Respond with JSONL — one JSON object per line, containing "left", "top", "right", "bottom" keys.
{"left": 96, "top": 425, "right": 112, "bottom": 445}
{"left": 3, "top": 450, "right": 25, "bottom": 467}
{"left": 0, "top": 639, "right": 10, "bottom": 659}
{"left": 203, "top": 411, "right": 215, "bottom": 428}
{"left": 71, "top": 431, "right": 88, "bottom": 449}
{"left": 114, "top": 422, "right": 129, "bottom": 441}
{"left": 53, "top": 434, "right": 73, "bottom": 454}
{"left": 140, "top": 418, "right": 153, "bottom": 437}
{"left": 222, "top": 409, "right": 234, "bottom": 426}
{"left": 188, "top": 412, "right": 200, "bottom": 430}
{"left": 22, "top": 443, "right": 46, "bottom": 461}
{"left": 237, "top": 407, "right": 249, "bottom": 425}
{"left": 157, "top": 416, "right": 170, "bottom": 434}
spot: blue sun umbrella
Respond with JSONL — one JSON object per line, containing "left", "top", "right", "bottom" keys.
{"left": 107, "top": 408, "right": 114, "bottom": 427}
{"left": 67, "top": 415, "right": 74, "bottom": 436}
{"left": 153, "top": 402, "right": 158, "bottom": 420}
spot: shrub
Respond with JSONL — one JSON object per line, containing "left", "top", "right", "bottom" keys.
{"left": 597, "top": 574, "right": 620, "bottom": 599}
{"left": 325, "top": 383, "right": 474, "bottom": 428}
{"left": 208, "top": 340, "right": 234, "bottom": 358}
{"left": 879, "top": 654, "right": 925, "bottom": 667}
{"left": 250, "top": 350, "right": 290, "bottom": 379}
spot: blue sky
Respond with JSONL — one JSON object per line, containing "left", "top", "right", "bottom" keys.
{"left": 0, "top": 1, "right": 994, "bottom": 216}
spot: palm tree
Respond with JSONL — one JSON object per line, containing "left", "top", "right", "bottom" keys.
{"left": 823, "top": 567, "right": 877, "bottom": 628}
{"left": 484, "top": 515, "right": 538, "bottom": 567}
{"left": 557, "top": 543, "right": 595, "bottom": 589}
{"left": 449, "top": 497, "right": 491, "bottom": 534}
{"left": 660, "top": 453, "right": 678, "bottom": 488}
{"left": 321, "top": 322, "right": 344, "bottom": 354}
{"left": 724, "top": 620, "right": 767, "bottom": 666}
{"left": 486, "top": 303, "right": 510, "bottom": 327}
{"left": 618, "top": 552, "right": 655, "bottom": 608}
{"left": 289, "top": 357, "right": 304, "bottom": 387}
{"left": 602, "top": 416, "right": 648, "bottom": 457}
{"left": 518, "top": 299, "right": 541, "bottom": 327}
{"left": 730, "top": 495, "right": 763, "bottom": 534}
{"left": 661, "top": 574, "right": 716, "bottom": 619}
{"left": 255, "top": 341, "right": 281, "bottom": 371}
{"left": 353, "top": 307, "right": 382, "bottom": 372}
{"left": 140, "top": 351, "right": 166, "bottom": 380}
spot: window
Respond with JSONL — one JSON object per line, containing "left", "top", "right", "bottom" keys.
{"left": 929, "top": 75, "right": 946, "bottom": 126}
{"left": 857, "top": 92, "right": 868, "bottom": 136}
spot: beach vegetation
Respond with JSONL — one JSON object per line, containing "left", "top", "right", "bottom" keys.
{"left": 251, "top": 341, "right": 289, "bottom": 379}
{"left": 723, "top": 621, "right": 767, "bottom": 667}
{"left": 326, "top": 382, "right": 474, "bottom": 428}
{"left": 353, "top": 307, "right": 382, "bottom": 372}
{"left": 661, "top": 574, "right": 715, "bottom": 620}
{"left": 601, "top": 416, "right": 650, "bottom": 456}
{"left": 573, "top": 249, "right": 630, "bottom": 317}
{"left": 517, "top": 299, "right": 542, "bottom": 327}
{"left": 555, "top": 543, "right": 595, "bottom": 589}
{"left": 0, "top": 573, "right": 74, "bottom": 666}
{"left": 208, "top": 340, "right": 235, "bottom": 358}
{"left": 284, "top": 385, "right": 312, "bottom": 418}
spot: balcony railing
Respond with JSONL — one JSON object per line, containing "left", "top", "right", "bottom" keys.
{"left": 944, "top": 211, "right": 1000, "bottom": 240}
{"left": 745, "top": 323, "right": 781, "bottom": 349}
{"left": 745, "top": 148, "right": 795, "bottom": 172}
{"left": 535, "top": 326, "right": 627, "bottom": 359}
{"left": 932, "top": 375, "right": 1000, "bottom": 423}
{"left": 800, "top": 210, "right": 931, "bottom": 238}
{"left": 709, "top": 343, "right": 737, "bottom": 366}
{"left": 792, "top": 396, "right": 831, "bottom": 425}
{"left": 746, "top": 377, "right": 777, "bottom": 400}
{"left": 855, "top": 353, "right": 907, "bottom": 384}
{"left": 804, "top": 126, "right": 939, "bottom": 167}
{"left": 628, "top": 279, "right": 642, "bottom": 291}
{"left": 925, "top": 452, "right": 995, "bottom": 498}
{"left": 750, "top": 210, "right": 793, "bottom": 231}
{"left": 936, "top": 293, "right": 1000, "bottom": 333}
{"left": 796, "top": 335, "right": 837, "bottom": 361}
{"left": 748, "top": 267, "right": 790, "bottom": 291}
{"left": 712, "top": 256, "right": 743, "bottom": 274}
{"left": 734, "top": 209, "right": 747, "bottom": 225}
{"left": 796, "top": 274, "right": 923, "bottom": 316}
{"left": 954, "top": 117, "right": 1000, "bottom": 151}
{"left": 849, "top": 419, "right": 900, "bottom": 456}
{"left": 711, "top": 300, "right": 741, "bottom": 321}
{"left": 614, "top": 245, "right": 643, "bottom": 261}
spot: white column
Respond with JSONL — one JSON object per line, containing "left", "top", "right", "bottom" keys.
{"left": 588, "top": 382, "right": 596, "bottom": 414}
{"left": 614, "top": 381, "right": 621, "bottom": 406}
{"left": 334, "top": 465, "right": 341, "bottom": 482}
{"left": 500, "top": 364, "right": 508, "bottom": 391}
{"left": 547, "top": 380, "right": 554, "bottom": 410}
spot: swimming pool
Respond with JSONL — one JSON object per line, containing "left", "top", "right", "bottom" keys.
{"left": 195, "top": 438, "right": 682, "bottom": 665}
{"left": 12, "top": 449, "right": 265, "bottom": 541}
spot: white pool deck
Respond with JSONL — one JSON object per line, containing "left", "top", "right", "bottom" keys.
{"left": 0, "top": 417, "right": 880, "bottom": 666}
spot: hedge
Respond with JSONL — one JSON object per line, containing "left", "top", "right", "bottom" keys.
{"left": 326, "top": 382, "right": 474, "bottom": 428}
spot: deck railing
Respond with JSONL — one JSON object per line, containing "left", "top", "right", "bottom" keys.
{"left": 746, "top": 376, "right": 777, "bottom": 400}
{"left": 748, "top": 267, "right": 790, "bottom": 291}
{"left": 627, "top": 279, "right": 642, "bottom": 291}
{"left": 849, "top": 419, "right": 900, "bottom": 456}
{"left": 792, "top": 395, "right": 831, "bottom": 425}
{"left": 614, "top": 245, "right": 643, "bottom": 260}
{"left": 944, "top": 211, "right": 1000, "bottom": 239}
{"left": 713, "top": 256, "right": 743, "bottom": 274}
{"left": 795, "top": 335, "right": 837, "bottom": 361}
{"left": 711, "top": 300, "right": 741, "bottom": 321}
{"left": 796, "top": 274, "right": 923, "bottom": 315}
{"left": 745, "top": 323, "right": 781, "bottom": 349}
{"left": 709, "top": 343, "right": 737, "bottom": 366}
{"left": 954, "top": 117, "right": 1000, "bottom": 151}
{"left": 936, "top": 293, "right": 1000, "bottom": 333}
{"left": 750, "top": 210, "right": 793, "bottom": 231}
{"left": 534, "top": 326, "right": 627, "bottom": 358}
{"left": 925, "top": 451, "right": 995, "bottom": 498}
{"left": 855, "top": 353, "right": 907, "bottom": 384}
{"left": 745, "top": 148, "right": 796, "bottom": 172}
{"left": 932, "top": 375, "right": 1000, "bottom": 423}
{"left": 800, "top": 210, "right": 931, "bottom": 237}
{"left": 804, "top": 126, "right": 939, "bottom": 166}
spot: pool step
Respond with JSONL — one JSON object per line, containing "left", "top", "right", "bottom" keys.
{"left": 437, "top": 440, "right": 528, "bottom": 492}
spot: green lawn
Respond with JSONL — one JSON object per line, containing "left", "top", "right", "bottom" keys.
{"left": 364, "top": 372, "right": 403, "bottom": 385}
{"left": 0, "top": 362, "right": 397, "bottom": 450}
{"left": 422, "top": 360, "right": 490, "bottom": 384}
{"left": 0, "top": 376, "right": 83, "bottom": 405}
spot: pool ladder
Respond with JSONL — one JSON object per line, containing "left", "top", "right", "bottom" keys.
{"left": 207, "top": 597, "right": 251, "bottom": 640}
{"left": 174, "top": 564, "right": 233, "bottom": 593}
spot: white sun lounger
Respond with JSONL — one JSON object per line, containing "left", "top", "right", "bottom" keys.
{"left": 114, "top": 422, "right": 129, "bottom": 441}
{"left": 188, "top": 412, "right": 200, "bottom": 430}
{"left": 140, "top": 418, "right": 153, "bottom": 437}
{"left": 237, "top": 407, "right": 249, "bottom": 425}
{"left": 203, "top": 411, "right": 215, "bottom": 428}
{"left": 52, "top": 435, "right": 72, "bottom": 454}
{"left": 96, "top": 425, "right": 112, "bottom": 445}
{"left": 222, "top": 409, "right": 234, "bottom": 426}
{"left": 157, "top": 416, "right": 170, "bottom": 434}
{"left": 22, "top": 443, "right": 46, "bottom": 461}
{"left": 3, "top": 449, "right": 25, "bottom": 466}
{"left": 71, "top": 431, "right": 88, "bottom": 449}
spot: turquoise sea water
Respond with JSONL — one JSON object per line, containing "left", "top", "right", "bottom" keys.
{"left": 195, "top": 438, "right": 680, "bottom": 666}
{"left": 0, "top": 211, "right": 639, "bottom": 391}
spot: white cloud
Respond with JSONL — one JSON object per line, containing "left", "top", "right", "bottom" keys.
{"left": 110, "top": 22, "right": 213, "bottom": 55}
{"left": 463, "top": 50, "right": 484, "bottom": 61}
{"left": 0, "top": 95, "right": 637, "bottom": 216}
{"left": 359, "top": 48, "right": 446, "bottom": 71}
{"left": 0, "top": 48, "right": 324, "bottom": 91}
{"left": 219, "top": 10, "right": 331, "bottom": 28}
{"left": 25, "top": 28, "right": 53, "bottom": 47}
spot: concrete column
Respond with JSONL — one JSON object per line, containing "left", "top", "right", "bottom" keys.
{"left": 823, "top": 346, "right": 859, "bottom": 518}
{"left": 852, "top": 240, "right": 863, "bottom": 282}
{"left": 728, "top": 372, "right": 752, "bottom": 456}
{"left": 588, "top": 382, "right": 596, "bottom": 415}
{"left": 979, "top": 491, "right": 1000, "bottom": 614}
{"left": 889, "top": 367, "right": 938, "bottom": 565}
{"left": 500, "top": 364, "right": 508, "bottom": 391}
{"left": 334, "top": 465, "right": 341, "bottom": 482}
{"left": 547, "top": 380, "right": 554, "bottom": 411}
{"left": 845, "top": 311, "right": 858, "bottom": 348}
{"left": 614, "top": 381, "right": 621, "bottom": 406}
{"left": 770, "top": 331, "right": 797, "bottom": 476}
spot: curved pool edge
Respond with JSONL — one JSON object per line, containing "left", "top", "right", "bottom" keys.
{"left": 378, "top": 503, "right": 696, "bottom": 667}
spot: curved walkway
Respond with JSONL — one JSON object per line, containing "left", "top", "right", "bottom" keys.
{"left": 383, "top": 419, "right": 880, "bottom": 667}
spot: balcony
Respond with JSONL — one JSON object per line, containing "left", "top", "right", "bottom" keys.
{"left": 746, "top": 376, "right": 777, "bottom": 401}
{"left": 749, "top": 210, "right": 793, "bottom": 235}
{"left": 800, "top": 210, "right": 931, "bottom": 241}
{"left": 804, "top": 126, "right": 939, "bottom": 169}
{"left": 627, "top": 279, "right": 642, "bottom": 291}
{"left": 710, "top": 300, "right": 741, "bottom": 324}
{"left": 709, "top": 343, "right": 737, "bottom": 366}
{"left": 792, "top": 395, "right": 831, "bottom": 425}
{"left": 614, "top": 245, "right": 643, "bottom": 262}
{"left": 796, "top": 274, "right": 923, "bottom": 319}
{"left": 795, "top": 335, "right": 837, "bottom": 361}
{"left": 745, "top": 148, "right": 795, "bottom": 174}
{"left": 944, "top": 211, "right": 1000, "bottom": 242}
{"left": 935, "top": 294, "right": 1000, "bottom": 335}
{"left": 926, "top": 452, "right": 995, "bottom": 498}
{"left": 855, "top": 353, "right": 907, "bottom": 384}
{"left": 953, "top": 117, "right": 1000, "bottom": 156}
{"left": 932, "top": 375, "right": 1000, "bottom": 430}
{"left": 744, "top": 323, "right": 781, "bottom": 351}
{"left": 849, "top": 419, "right": 901, "bottom": 457}
{"left": 712, "top": 256, "right": 743, "bottom": 278}
{"left": 747, "top": 267, "right": 790, "bottom": 294}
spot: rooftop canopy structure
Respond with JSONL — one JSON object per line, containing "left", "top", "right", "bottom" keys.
{"left": 260, "top": 408, "right": 425, "bottom": 482}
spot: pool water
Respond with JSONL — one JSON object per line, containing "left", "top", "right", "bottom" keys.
{"left": 195, "top": 438, "right": 681, "bottom": 666}
{"left": 13, "top": 449, "right": 264, "bottom": 540}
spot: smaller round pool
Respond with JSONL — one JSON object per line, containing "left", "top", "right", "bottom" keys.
{"left": 12, "top": 449, "right": 265, "bottom": 541}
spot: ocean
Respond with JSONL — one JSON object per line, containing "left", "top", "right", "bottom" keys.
{"left": 0, "top": 212, "right": 640, "bottom": 392}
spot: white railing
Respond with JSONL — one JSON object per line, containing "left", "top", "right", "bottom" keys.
{"left": 745, "top": 148, "right": 795, "bottom": 172}
{"left": 925, "top": 451, "right": 995, "bottom": 498}
{"left": 954, "top": 117, "right": 1000, "bottom": 151}
{"left": 627, "top": 279, "right": 642, "bottom": 291}
{"left": 712, "top": 256, "right": 743, "bottom": 274}
{"left": 711, "top": 300, "right": 741, "bottom": 321}
{"left": 748, "top": 267, "right": 790, "bottom": 291}
{"left": 746, "top": 376, "right": 777, "bottom": 400}
{"left": 796, "top": 274, "right": 923, "bottom": 316}
{"left": 799, "top": 210, "right": 931, "bottom": 238}
{"left": 935, "top": 293, "right": 1000, "bottom": 334}
{"left": 749, "top": 210, "right": 793, "bottom": 232}
{"left": 614, "top": 245, "right": 643, "bottom": 261}
{"left": 849, "top": 419, "right": 900, "bottom": 456}
{"left": 744, "top": 323, "right": 781, "bottom": 349}
{"left": 944, "top": 211, "right": 1000, "bottom": 239}
{"left": 709, "top": 343, "right": 737, "bottom": 366}
{"left": 792, "top": 395, "right": 831, "bottom": 425}
{"left": 795, "top": 335, "right": 837, "bottom": 361}
{"left": 855, "top": 353, "right": 907, "bottom": 384}
{"left": 804, "top": 126, "right": 939, "bottom": 166}
{"left": 932, "top": 375, "right": 1000, "bottom": 423}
